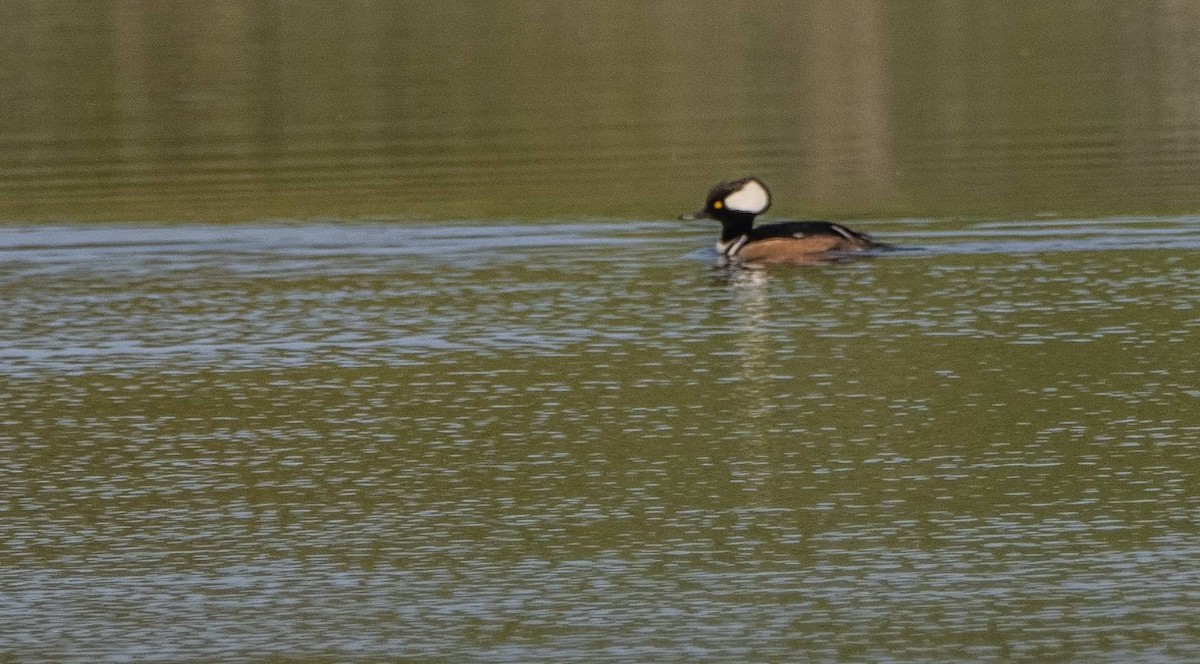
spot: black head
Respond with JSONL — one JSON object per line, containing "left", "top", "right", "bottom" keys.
{"left": 687, "top": 177, "right": 772, "bottom": 223}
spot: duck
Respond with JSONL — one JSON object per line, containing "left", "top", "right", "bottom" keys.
{"left": 684, "top": 177, "right": 889, "bottom": 264}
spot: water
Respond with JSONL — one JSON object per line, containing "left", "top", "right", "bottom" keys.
{"left": 6, "top": 1, "right": 1200, "bottom": 222}
{"left": 4, "top": 1, "right": 1200, "bottom": 662}
{"left": 3, "top": 220, "right": 1200, "bottom": 662}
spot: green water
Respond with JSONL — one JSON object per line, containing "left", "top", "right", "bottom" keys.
{"left": 4, "top": 222, "right": 1199, "bottom": 662}
{"left": 3, "top": 3, "right": 1200, "bottom": 663}
{"left": 5, "top": 1, "right": 1200, "bottom": 221}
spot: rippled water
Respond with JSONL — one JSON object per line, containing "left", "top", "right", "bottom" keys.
{"left": 6, "top": 1, "right": 1200, "bottom": 661}
{"left": 3, "top": 220, "right": 1200, "bottom": 662}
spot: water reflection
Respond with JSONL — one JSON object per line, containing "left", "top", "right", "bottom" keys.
{"left": 6, "top": 2, "right": 1200, "bottom": 221}
{"left": 2, "top": 221, "right": 1199, "bottom": 661}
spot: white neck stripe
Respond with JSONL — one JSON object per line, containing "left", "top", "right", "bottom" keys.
{"left": 717, "top": 235, "right": 749, "bottom": 257}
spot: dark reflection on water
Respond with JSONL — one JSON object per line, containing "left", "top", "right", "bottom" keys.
{"left": 5, "top": 1, "right": 1200, "bottom": 221}
{"left": 2, "top": 221, "right": 1200, "bottom": 662}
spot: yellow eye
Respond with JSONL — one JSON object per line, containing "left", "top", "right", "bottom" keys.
{"left": 713, "top": 200, "right": 724, "bottom": 209}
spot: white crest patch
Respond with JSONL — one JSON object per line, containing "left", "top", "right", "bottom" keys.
{"left": 723, "top": 179, "right": 770, "bottom": 214}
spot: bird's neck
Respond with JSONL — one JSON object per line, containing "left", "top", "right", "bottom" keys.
{"left": 718, "top": 213, "right": 756, "bottom": 242}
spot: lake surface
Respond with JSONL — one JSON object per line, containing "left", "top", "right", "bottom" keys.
{"left": 3, "top": 220, "right": 1200, "bottom": 662}
{"left": 6, "top": 1, "right": 1200, "bottom": 222}
{"left": 3, "top": 2, "right": 1200, "bottom": 663}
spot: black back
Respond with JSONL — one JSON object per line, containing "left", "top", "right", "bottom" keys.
{"left": 747, "top": 220, "right": 871, "bottom": 243}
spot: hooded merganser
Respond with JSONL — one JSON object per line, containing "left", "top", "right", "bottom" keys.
{"left": 685, "top": 177, "right": 889, "bottom": 263}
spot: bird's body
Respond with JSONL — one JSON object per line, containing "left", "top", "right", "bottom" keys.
{"left": 687, "top": 178, "right": 888, "bottom": 264}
